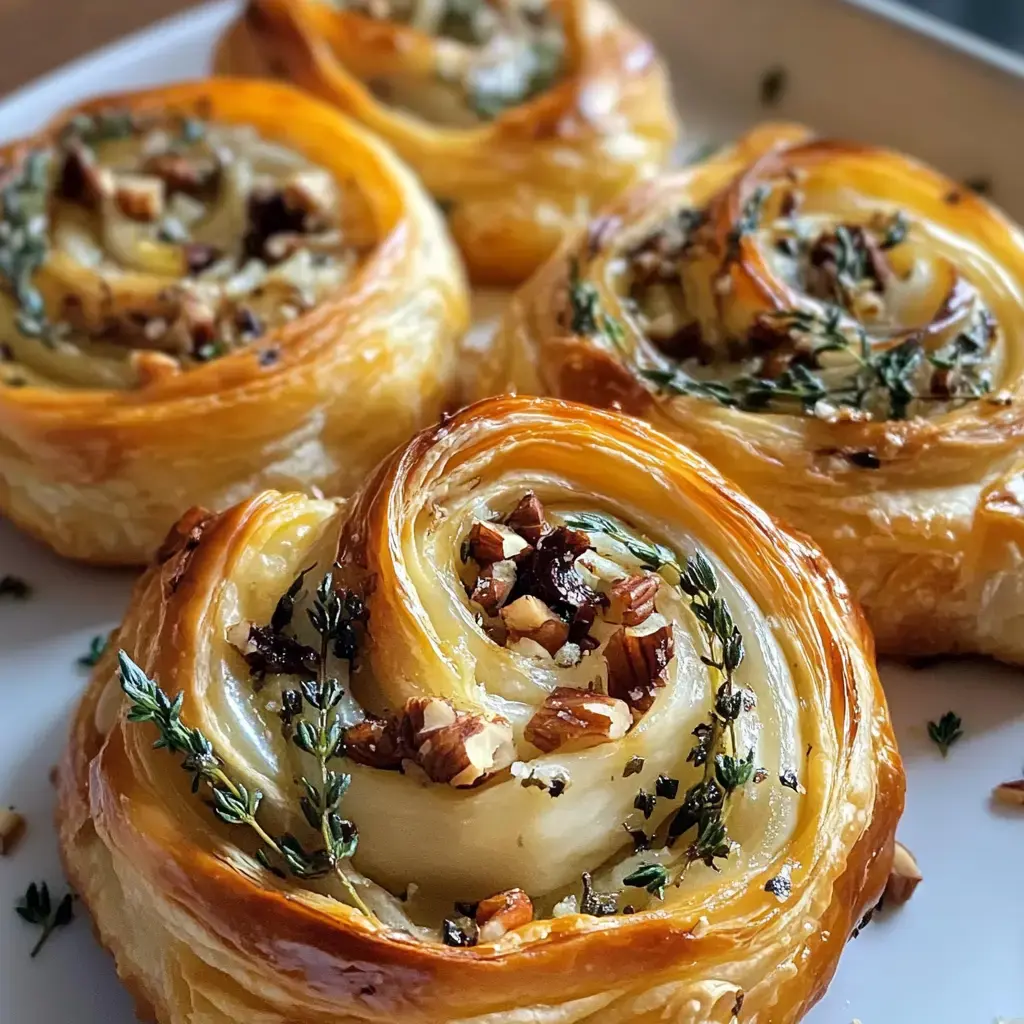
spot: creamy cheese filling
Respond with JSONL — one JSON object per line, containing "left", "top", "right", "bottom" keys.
{"left": 0, "top": 112, "right": 375, "bottom": 389}
{"left": 324, "top": 0, "right": 566, "bottom": 126}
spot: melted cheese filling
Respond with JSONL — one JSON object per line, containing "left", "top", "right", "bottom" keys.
{"left": 0, "top": 117, "right": 375, "bottom": 389}
{"left": 325, "top": 0, "right": 565, "bottom": 126}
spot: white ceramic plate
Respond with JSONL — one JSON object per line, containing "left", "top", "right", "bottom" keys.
{"left": 0, "top": 3, "right": 1023, "bottom": 1022}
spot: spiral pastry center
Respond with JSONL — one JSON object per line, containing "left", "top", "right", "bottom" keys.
{"left": 0, "top": 109, "right": 374, "bottom": 389}
{"left": 608, "top": 139, "right": 1014, "bottom": 421}
{"left": 311, "top": 0, "right": 566, "bottom": 125}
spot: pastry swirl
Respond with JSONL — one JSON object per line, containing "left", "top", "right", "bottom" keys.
{"left": 216, "top": 0, "right": 679, "bottom": 285}
{"left": 58, "top": 396, "right": 902, "bottom": 1024}
{"left": 0, "top": 78, "right": 468, "bottom": 564}
{"left": 496, "top": 123, "right": 1024, "bottom": 661}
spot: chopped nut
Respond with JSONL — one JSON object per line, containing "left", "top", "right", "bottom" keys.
{"left": 142, "top": 152, "right": 219, "bottom": 196}
{"left": 501, "top": 596, "right": 569, "bottom": 655}
{"left": 0, "top": 808, "right": 26, "bottom": 855}
{"left": 404, "top": 698, "right": 515, "bottom": 788}
{"left": 516, "top": 527, "right": 600, "bottom": 628}
{"left": 470, "top": 559, "right": 517, "bottom": 616}
{"left": 505, "top": 492, "right": 549, "bottom": 545}
{"left": 131, "top": 350, "right": 181, "bottom": 387}
{"left": 883, "top": 841, "right": 922, "bottom": 906}
{"left": 166, "top": 294, "right": 217, "bottom": 355}
{"left": 524, "top": 686, "right": 632, "bottom": 753}
{"left": 283, "top": 169, "right": 336, "bottom": 221}
{"left": 606, "top": 574, "right": 659, "bottom": 626}
{"left": 115, "top": 174, "right": 166, "bottom": 222}
{"left": 993, "top": 779, "right": 1024, "bottom": 807}
{"left": 58, "top": 141, "right": 112, "bottom": 207}
{"left": 476, "top": 888, "right": 534, "bottom": 942}
{"left": 468, "top": 521, "right": 532, "bottom": 565}
{"left": 344, "top": 717, "right": 404, "bottom": 770}
{"left": 605, "top": 624, "right": 675, "bottom": 713}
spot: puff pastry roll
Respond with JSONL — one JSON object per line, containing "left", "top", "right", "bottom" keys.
{"left": 216, "top": 0, "right": 679, "bottom": 285}
{"left": 0, "top": 79, "right": 468, "bottom": 564}
{"left": 497, "top": 122, "right": 1024, "bottom": 661}
{"left": 58, "top": 396, "right": 903, "bottom": 1024}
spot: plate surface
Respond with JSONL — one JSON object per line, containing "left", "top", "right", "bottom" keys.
{"left": 0, "top": 3, "right": 1023, "bottom": 1023}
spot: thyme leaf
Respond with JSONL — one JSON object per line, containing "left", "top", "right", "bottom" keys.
{"left": 927, "top": 711, "right": 963, "bottom": 757}
{"left": 623, "top": 863, "right": 669, "bottom": 900}
{"left": 77, "top": 634, "right": 108, "bottom": 668}
{"left": 15, "top": 882, "right": 74, "bottom": 957}
{"left": 579, "top": 871, "right": 619, "bottom": 917}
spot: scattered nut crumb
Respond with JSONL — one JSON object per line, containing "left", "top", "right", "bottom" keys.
{"left": 0, "top": 808, "right": 26, "bottom": 855}
{"left": 883, "top": 841, "right": 922, "bottom": 906}
{"left": 993, "top": 779, "right": 1024, "bottom": 807}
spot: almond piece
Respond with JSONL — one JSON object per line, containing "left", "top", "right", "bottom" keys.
{"left": 470, "top": 559, "right": 517, "bottom": 616}
{"left": 501, "top": 596, "right": 569, "bottom": 655}
{"left": 606, "top": 574, "right": 659, "bottom": 626}
{"left": 468, "top": 521, "right": 532, "bottom": 565}
{"left": 524, "top": 686, "right": 632, "bottom": 753}
{"left": 476, "top": 888, "right": 534, "bottom": 942}
{"left": 884, "top": 841, "right": 922, "bottom": 906}
{"left": 605, "top": 624, "right": 674, "bottom": 714}
{"left": 505, "top": 492, "right": 548, "bottom": 545}
{"left": 115, "top": 174, "right": 166, "bottom": 222}
{"left": 993, "top": 779, "right": 1024, "bottom": 807}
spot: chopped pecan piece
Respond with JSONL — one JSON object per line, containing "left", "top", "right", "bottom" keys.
{"left": 604, "top": 624, "right": 674, "bottom": 713}
{"left": 993, "top": 779, "right": 1024, "bottom": 807}
{"left": 244, "top": 186, "right": 309, "bottom": 262}
{"left": 114, "top": 174, "right": 166, "bottom": 222}
{"left": 165, "top": 293, "right": 218, "bottom": 355}
{"left": 142, "top": 152, "right": 219, "bottom": 197}
{"left": 501, "top": 596, "right": 568, "bottom": 655}
{"left": 476, "top": 889, "right": 534, "bottom": 942}
{"left": 524, "top": 686, "right": 632, "bottom": 753}
{"left": 883, "top": 841, "right": 922, "bottom": 906}
{"left": 283, "top": 169, "right": 336, "bottom": 222}
{"left": 58, "top": 141, "right": 112, "bottom": 207}
{"left": 344, "top": 717, "right": 404, "bottom": 770}
{"left": 403, "top": 697, "right": 515, "bottom": 788}
{"left": 504, "top": 492, "right": 548, "bottom": 545}
{"left": 606, "top": 575, "right": 659, "bottom": 626}
{"left": 468, "top": 521, "right": 532, "bottom": 565}
{"left": 470, "top": 559, "right": 517, "bottom": 616}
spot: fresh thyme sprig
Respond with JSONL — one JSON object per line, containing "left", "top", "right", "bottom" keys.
{"left": 927, "top": 711, "right": 963, "bottom": 758}
{"left": 643, "top": 305, "right": 992, "bottom": 420}
{"left": 117, "top": 642, "right": 371, "bottom": 917}
{"left": 561, "top": 514, "right": 755, "bottom": 888}
{"left": 15, "top": 882, "right": 74, "bottom": 957}
{"left": 0, "top": 150, "right": 60, "bottom": 345}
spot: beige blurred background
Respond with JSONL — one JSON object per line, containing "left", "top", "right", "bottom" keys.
{"left": 0, "top": 0, "right": 198, "bottom": 96}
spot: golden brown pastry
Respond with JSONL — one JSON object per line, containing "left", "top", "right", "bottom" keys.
{"left": 496, "top": 122, "right": 1024, "bottom": 662}
{"left": 216, "top": 0, "right": 679, "bottom": 285}
{"left": 58, "top": 395, "right": 903, "bottom": 1024}
{"left": 0, "top": 78, "right": 468, "bottom": 565}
